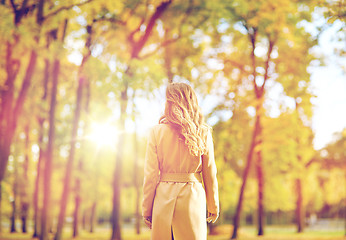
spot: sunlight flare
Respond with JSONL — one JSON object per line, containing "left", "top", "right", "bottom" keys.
{"left": 88, "top": 122, "right": 118, "bottom": 148}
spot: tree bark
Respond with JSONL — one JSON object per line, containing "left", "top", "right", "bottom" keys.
{"left": 73, "top": 25, "right": 92, "bottom": 238}
{"left": 0, "top": 183, "right": 2, "bottom": 233}
{"left": 21, "top": 124, "right": 30, "bottom": 233}
{"left": 90, "top": 202, "right": 97, "bottom": 233}
{"left": 10, "top": 199, "right": 17, "bottom": 233}
{"left": 33, "top": 57, "right": 50, "bottom": 238}
{"left": 255, "top": 114, "right": 264, "bottom": 236}
{"left": 133, "top": 128, "right": 140, "bottom": 234}
{"left": 111, "top": 85, "right": 127, "bottom": 240}
{"left": 55, "top": 73, "right": 85, "bottom": 240}
{"left": 0, "top": 42, "right": 18, "bottom": 183}
{"left": 231, "top": 106, "right": 261, "bottom": 239}
{"left": 296, "top": 178, "right": 304, "bottom": 232}
{"left": 295, "top": 101, "right": 304, "bottom": 233}
{"left": 10, "top": 152, "right": 18, "bottom": 233}
{"left": 0, "top": 0, "right": 38, "bottom": 184}
{"left": 55, "top": 22, "right": 90, "bottom": 240}
{"left": 40, "top": 56, "right": 60, "bottom": 240}
{"left": 73, "top": 170, "right": 81, "bottom": 237}
{"left": 232, "top": 28, "right": 274, "bottom": 238}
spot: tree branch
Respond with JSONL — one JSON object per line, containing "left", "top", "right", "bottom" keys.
{"left": 10, "top": 0, "right": 17, "bottom": 12}
{"left": 128, "top": 0, "right": 149, "bottom": 44}
{"left": 261, "top": 34, "right": 276, "bottom": 94}
{"left": 43, "top": 0, "right": 93, "bottom": 22}
{"left": 138, "top": 36, "right": 180, "bottom": 59}
{"left": 131, "top": 0, "right": 172, "bottom": 59}
{"left": 224, "top": 59, "right": 250, "bottom": 74}
{"left": 247, "top": 26, "right": 259, "bottom": 97}
{"left": 93, "top": 15, "right": 126, "bottom": 26}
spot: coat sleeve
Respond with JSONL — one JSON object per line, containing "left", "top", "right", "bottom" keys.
{"left": 142, "top": 127, "right": 160, "bottom": 217}
{"left": 202, "top": 129, "right": 219, "bottom": 214}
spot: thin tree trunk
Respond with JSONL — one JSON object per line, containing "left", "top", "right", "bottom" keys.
{"left": 0, "top": 0, "right": 36, "bottom": 184}
{"left": 82, "top": 210, "right": 87, "bottom": 230}
{"left": 0, "top": 183, "right": 2, "bottom": 233}
{"left": 10, "top": 199, "right": 17, "bottom": 233}
{"left": 295, "top": 101, "right": 304, "bottom": 233}
{"left": 55, "top": 73, "right": 84, "bottom": 240}
{"left": 0, "top": 42, "right": 18, "bottom": 183}
{"left": 55, "top": 22, "right": 90, "bottom": 240}
{"left": 133, "top": 127, "right": 140, "bottom": 235}
{"left": 21, "top": 125, "right": 30, "bottom": 233}
{"left": 11, "top": 153, "right": 18, "bottom": 233}
{"left": 73, "top": 27, "right": 92, "bottom": 237}
{"left": 73, "top": 169, "right": 81, "bottom": 237}
{"left": 90, "top": 202, "right": 96, "bottom": 233}
{"left": 232, "top": 27, "right": 274, "bottom": 238}
{"left": 33, "top": 148, "right": 43, "bottom": 238}
{"left": 111, "top": 85, "right": 128, "bottom": 240}
{"left": 33, "top": 56, "right": 50, "bottom": 238}
{"left": 296, "top": 178, "right": 304, "bottom": 232}
{"left": 40, "top": 55, "right": 60, "bottom": 240}
{"left": 255, "top": 114, "right": 264, "bottom": 236}
{"left": 231, "top": 108, "right": 261, "bottom": 239}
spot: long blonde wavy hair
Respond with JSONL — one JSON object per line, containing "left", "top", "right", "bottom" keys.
{"left": 159, "top": 82, "right": 209, "bottom": 157}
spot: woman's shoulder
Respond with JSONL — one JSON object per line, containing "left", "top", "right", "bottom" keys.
{"left": 150, "top": 123, "right": 174, "bottom": 132}
{"left": 149, "top": 123, "right": 173, "bottom": 133}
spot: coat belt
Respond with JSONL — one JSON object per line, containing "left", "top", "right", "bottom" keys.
{"left": 160, "top": 172, "right": 202, "bottom": 183}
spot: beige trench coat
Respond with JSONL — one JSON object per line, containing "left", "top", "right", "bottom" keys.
{"left": 142, "top": 124, "right": 219, "bottom": 240}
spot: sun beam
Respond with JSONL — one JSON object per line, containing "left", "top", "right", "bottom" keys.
{"left": 88, "top": 121, "right": 118, "bottom": 148}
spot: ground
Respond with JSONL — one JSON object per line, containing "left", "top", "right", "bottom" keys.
{"left": 0, "top": 225, "right": 344, "bottom": 240}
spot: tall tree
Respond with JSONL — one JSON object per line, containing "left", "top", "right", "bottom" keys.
{"left": 104, "top": 1, "right": 172, "bottom": 239}
{"left": 32, "top": 37, "right": 51, "bottom": 238}
{"left": 54, "top": 20, "right": 92, "bottom": 240}
{"left": 41, "top": 19, "right": 68, "bottom": 240}
{"left": 207, "top": 0, "right": 318, "bottom": 238}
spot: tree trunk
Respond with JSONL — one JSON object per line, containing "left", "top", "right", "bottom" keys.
{"left": 296, "top": 178, "right": 304, "bottom": 232}
{"left": 73, "top": 39, "right": 91, "bottom": 238}
{"left": 295, "top": 101, "right": 305, "bottom": 233}
{"left": 90, "top": 202, "right": 96, "bottom": 233}
{"left": 20, "top": 125, "right": 30, "bottom": 233}
{"left": 0, "top": 183, "right": 2, "bottom": 233}
{"left": 0, "top": 42, "right": 18, "bottom": 183}
{"left": 73, "top": 178, "right": 81, "bottom": 238}
{"left": 109, "top": 2, "right": 172, "bottom": 238}
{"left": 82, "top": 210, "right": 87, "bottom": 230}
{"left": 11, "top": 153, "right": 18, "bottom": 233}
{"left": 55, "top": 75, "right": 85, "bottom": 240}
{"left": 55, "top": 22, "right": 90, "bottom": 240}
{"left": 133, "top": 128, "right": 140, "bottom": 235}
{"left": 255, "top": 114, "right": 264, "bottom": 236}
{"left": 0, "top": 0, "right": 39, "bottom": 184}
{"left": 73, "top": 159, "right": 85, "bottom": 237}
{"left": 10, "top": 199, "right": 17, "bottom": 233}
{"left": 231, "top": 108, "right": 261, "bottom": 239}
{"left": 111, "top": 85, "right": 128, "bottom": 240}
{"left": 33, "top": 56, "right": 50, "bottom": 238}
{"left": 40, "top": 55, "right": 60, "bottom": 240}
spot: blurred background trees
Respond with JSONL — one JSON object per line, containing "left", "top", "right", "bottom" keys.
{"left": 0, "top": 0, "right": 345, "bottom": 240}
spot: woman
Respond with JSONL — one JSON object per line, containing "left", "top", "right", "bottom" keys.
{"left": 142, "top": 82, "right": 219, "bottom": 240}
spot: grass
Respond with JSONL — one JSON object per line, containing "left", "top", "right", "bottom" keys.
{"left": 0, "top": 225, "right": 344, "bottom": 240}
